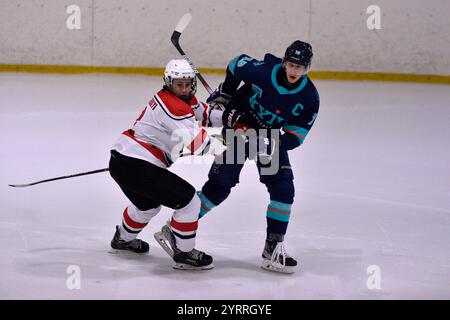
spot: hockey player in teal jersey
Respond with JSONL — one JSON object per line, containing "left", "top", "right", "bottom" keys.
{"left": 198, "top": 41, "right": 320, "bottom": 274}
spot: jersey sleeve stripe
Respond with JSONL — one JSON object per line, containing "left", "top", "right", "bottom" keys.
{"left": 133, "top": 107, "right": 147, "bottom": 126}
{"left": 283, "top": 126, "right": 309, "bottom": 143}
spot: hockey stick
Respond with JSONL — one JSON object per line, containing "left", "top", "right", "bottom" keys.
{"left": 8, "top": 154, "right": 192, "bottom": 188}
{"left": 8, "top": 168, "right": 110, "bottom": 188}
{"left": 7, "top": 143, "right": 222, "bottom": 188}
{"left": 171, "top": 13, "right": 213, "bottom": 94}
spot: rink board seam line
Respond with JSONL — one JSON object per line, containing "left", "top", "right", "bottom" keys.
{"left": 1, "top": 64, "right": 450, "bottom": 85}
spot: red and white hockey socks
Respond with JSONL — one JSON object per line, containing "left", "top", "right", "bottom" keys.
{"left": 119, "top": 205, "right": 161, "bottom": 241}
{"left": 170, "top": 195, "right": 200, "bottom": 252}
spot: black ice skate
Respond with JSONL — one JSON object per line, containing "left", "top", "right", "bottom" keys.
{"left": 110, "top": 225, "right": 149, "bottom": 254}
{"left": 154, "top": 224, "right": 214, "bottom": 270}
{"left": 261, "top": 239, "right": 297, "bottom": 274}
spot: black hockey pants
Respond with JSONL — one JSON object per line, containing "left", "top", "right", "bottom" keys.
{"left": 109, "top": 150, "right": 196, "bottom": 211}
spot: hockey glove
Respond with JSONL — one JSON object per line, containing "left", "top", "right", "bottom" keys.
{"left": 222, "top": 107, "right": 270, "bottom": 131}
{"left": 191, "top": 102, "right": 205, "bottom": 122}
{"left": 206, "top": 103, "right": 225, "bottom": 127}
{"left": 206, "top": 83, "right": 232, "bottom": 107}
{"left": 223, "top": 108, "right": 255, "bottom": 131}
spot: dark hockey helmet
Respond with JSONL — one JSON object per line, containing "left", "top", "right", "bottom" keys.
{"left": 283, "top": 40, "right": 313, "bottom": 71}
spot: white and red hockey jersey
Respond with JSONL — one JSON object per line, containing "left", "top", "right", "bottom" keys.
{"left": 112, "top": 89, "right": 222, "bottom": 168}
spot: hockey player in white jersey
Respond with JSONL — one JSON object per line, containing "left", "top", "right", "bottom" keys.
{"left": 109, "top": 59, "right": 224, "bottom": 270}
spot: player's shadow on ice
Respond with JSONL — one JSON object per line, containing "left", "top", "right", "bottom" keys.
{"left": 150, "top": 248, "right": 365, "bottom": 277}
{"left": 209, "top": 249, "right": 363, "bottom": 277}
{"left": 20, "top": 246, "right": 366, "bottom": 280}
{"left": 19, "top": 246, "right": 172, "bottom": 280}
{"left": 148, "top": 256, "right": 263, "bottom": 278}
{"left": 299, "top": 248, "right": 363, "bottom": 279}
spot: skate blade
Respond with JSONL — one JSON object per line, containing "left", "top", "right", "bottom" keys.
{"left": 153, "top": 231, "right": 175, "bottom": 258}
{"left": 261, "top": 259, "right": 296, "bottom": 274}
{"left": 173, "top": 262, "right": 215, "bottom": 271}
{"left": 108, "top": 248, "right": 148, "bottom": 255}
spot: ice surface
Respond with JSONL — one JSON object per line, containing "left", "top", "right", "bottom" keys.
{"left": 0, "top": 73, "right": 449, "bottom": 299}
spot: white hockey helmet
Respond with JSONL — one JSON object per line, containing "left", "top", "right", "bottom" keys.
{"left": 164, "top": 59, "right": 197, "bottom": 95}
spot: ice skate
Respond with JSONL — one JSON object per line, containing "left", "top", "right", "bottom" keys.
{"left": 261, "top": 239, "right": 297, "bottom": 274}
{"left": 154, "top": 224, "right": 214, "bottom": 270}
{"left": 110, "top": 225, "right": 149, "bottom": 254}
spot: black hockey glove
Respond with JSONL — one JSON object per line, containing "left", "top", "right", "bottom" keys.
{"left": 222, "top": 108, "right": 251, "bottom": 130}
{"left": 207, "top": 83, "right": 232, "bottom": 107}
{"left": 222, "top": 107, "right": 270, "bottom": 130}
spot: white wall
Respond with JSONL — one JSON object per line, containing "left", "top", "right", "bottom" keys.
{"left": 1, "top": 0, "right": 449, "bottom": 75}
